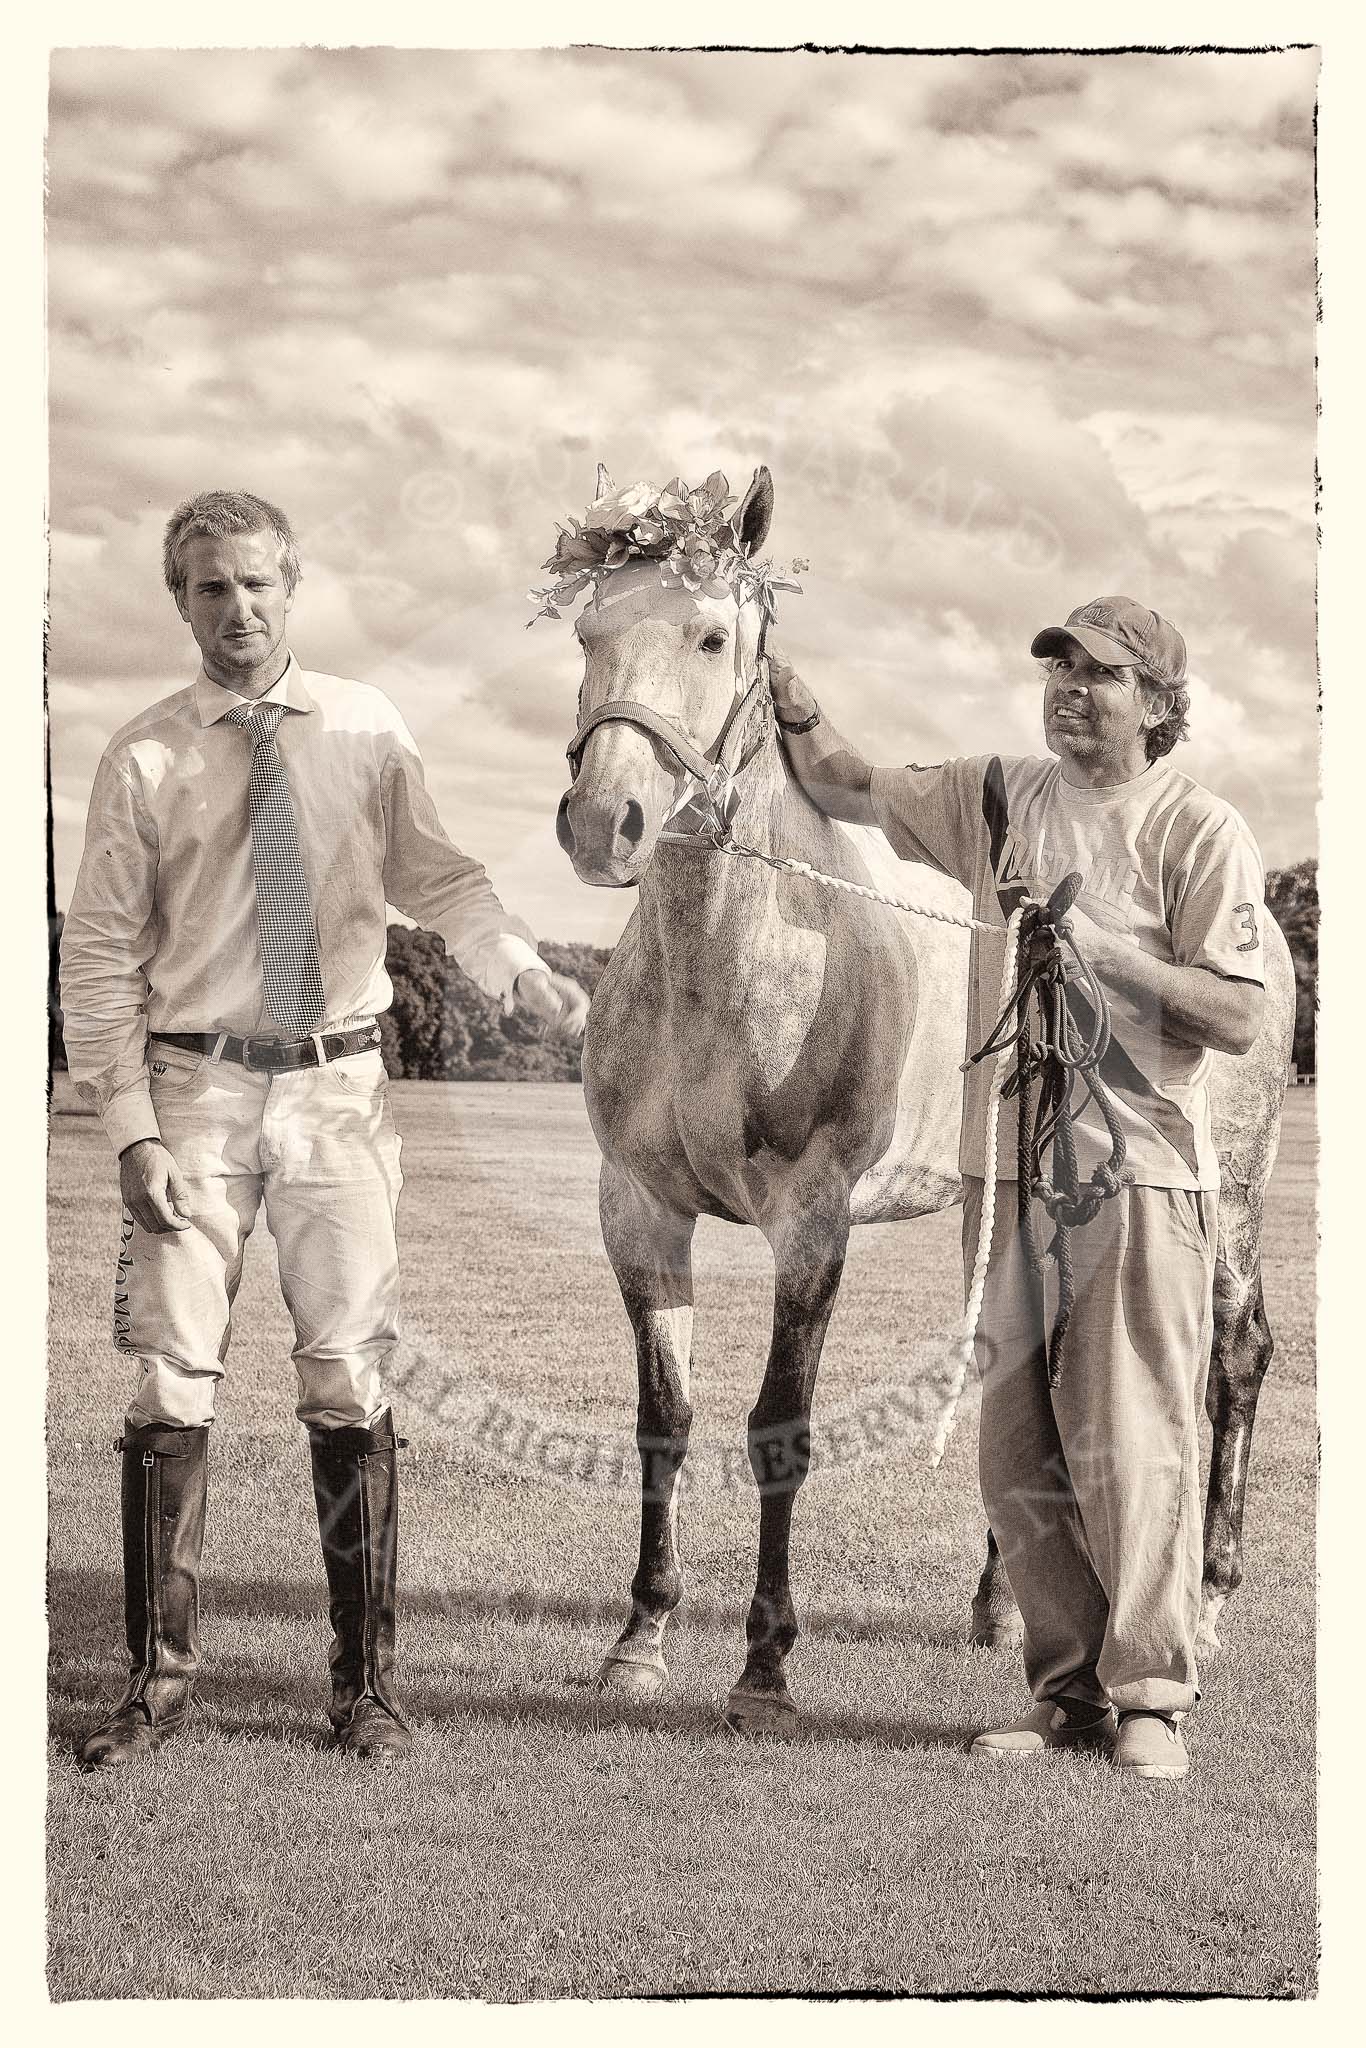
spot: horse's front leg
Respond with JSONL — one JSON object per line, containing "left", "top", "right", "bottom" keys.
{"left": 1200, "top": 1257, "right": 1275, "bottom": 1653}
{"left": 596, "top": 1160, "right": 697, "bottom": 1697}
{"left": 725, "top": 1177, "right": 850, "bottom": 1736}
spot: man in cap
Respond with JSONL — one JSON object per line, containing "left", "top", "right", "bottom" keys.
{"left": 766, "top": 598, "right": 1267, "bottom": 1782}
{"left": 61, "top": 488, "right": 590, "bottom": 1768}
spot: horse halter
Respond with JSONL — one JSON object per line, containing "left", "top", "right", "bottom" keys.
{"left": 564, "top": 612, "right": 773, "bottom": 845}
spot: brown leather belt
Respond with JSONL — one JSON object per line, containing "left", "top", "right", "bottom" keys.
{"left": 150, "top": 1026, "right": 382, "bottom": 1074}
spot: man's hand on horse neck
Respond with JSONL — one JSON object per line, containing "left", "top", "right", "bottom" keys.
{"left": 766, "top": 652, "right": 878, "bottom": 827}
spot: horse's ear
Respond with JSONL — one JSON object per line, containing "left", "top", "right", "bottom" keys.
{"left": 595, "top": 463, "right": 615, "bottom": 501}
{"left": 734, "top": 466, "right": 774, "bottom": 555}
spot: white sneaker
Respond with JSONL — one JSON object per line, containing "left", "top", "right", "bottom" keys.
{"left": 972, "top": 1698, "right": 1115, "bottom": 1756}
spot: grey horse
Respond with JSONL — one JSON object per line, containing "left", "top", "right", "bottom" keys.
{"left": 553, "top": 466, "right": 1296, "bottom": 1735}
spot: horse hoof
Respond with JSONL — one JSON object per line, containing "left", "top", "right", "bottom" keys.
{"left": 597, "top": 1654, "right": 669, "bottom": 1698}
{"left": 1196, "top": 1594, "right": 1226, "bottom": 1656}
{"left": 723, "top": 1686, "right": 798, "bottom": 1738}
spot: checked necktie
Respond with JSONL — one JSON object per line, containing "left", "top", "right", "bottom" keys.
{"left": 224, "top": 701, "right": 326, "bottom": 1036}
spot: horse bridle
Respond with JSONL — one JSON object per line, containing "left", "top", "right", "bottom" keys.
{"left": 564, "top": 614, "right": 773, "bottom": 844}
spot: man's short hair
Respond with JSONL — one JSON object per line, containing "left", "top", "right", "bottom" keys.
{"left": 163, "top": 490, "right": 301, "bottom": 602}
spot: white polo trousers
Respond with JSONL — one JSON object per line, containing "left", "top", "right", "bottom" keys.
{"left": 115, "top": 1041, "right": 403, "bottom": 1431}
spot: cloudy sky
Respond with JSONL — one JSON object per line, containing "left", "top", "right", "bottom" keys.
{"left": 48, "top": 44, "right": 1318, "bottom": 947}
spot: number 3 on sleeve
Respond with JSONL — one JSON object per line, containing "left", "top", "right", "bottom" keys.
{"left": 1233, "top": 902, "right": 1260, "bottom": 952}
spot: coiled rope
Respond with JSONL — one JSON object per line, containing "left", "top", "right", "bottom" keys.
{"left": 966, "top": 877, "right": 1130, "bottom": 1386}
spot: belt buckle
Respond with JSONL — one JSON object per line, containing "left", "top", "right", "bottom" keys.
{"left": 240, "top": 1034, "right": 268, "bottom": 1073}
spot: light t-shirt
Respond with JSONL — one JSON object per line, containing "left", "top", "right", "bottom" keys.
{"left": 868, "top": 754, "right": 1267, "bottom": 1191}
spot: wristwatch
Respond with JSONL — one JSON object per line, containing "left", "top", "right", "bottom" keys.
{"left": 774, "top": 703, "right": 822, "bottom": 736}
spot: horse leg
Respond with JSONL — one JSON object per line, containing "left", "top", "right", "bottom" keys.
{"left": 725, "top": 1182, "right": 850, "bottom": 1737}
{"left": 1200, "top": 1259, "right": 1275, "bottom": 1653}
{"left": 971, "top": 1528, "right": 1025, "bottom": 1649}
{"left": 596, "top": 1163, "right": 697, "bottom": 1697}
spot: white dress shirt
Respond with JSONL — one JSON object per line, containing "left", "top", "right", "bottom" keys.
{"left": 60, "top": 656, "right": 545, "bottom": 1154}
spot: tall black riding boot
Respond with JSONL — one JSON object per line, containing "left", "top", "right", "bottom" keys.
{"left": 77, "top": 1423, "right": 208, "bottom": 1770}
{"left": 308, "top": 1409, "right": 412, "bottom": 1759}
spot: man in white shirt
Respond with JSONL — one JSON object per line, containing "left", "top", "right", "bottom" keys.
{"left": 61, "top": 488, "right": 589, "bottom": 1768}
{"left": 766, "top": 598, "right": 1266, "bottom": 1782}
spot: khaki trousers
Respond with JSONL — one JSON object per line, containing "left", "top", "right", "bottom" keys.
{"left": 964, "top": 1176, "right": 1216, "bottom": 1716}
{"left": 115, "top": 1041, "right": 403, "bottom": 1432}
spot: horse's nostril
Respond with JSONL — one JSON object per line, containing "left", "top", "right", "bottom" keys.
{"left": 618, "top": 799, "right": 645, "bottom": 850}
{"left": 555, "top": 792, "right": 575, "bottom": 856}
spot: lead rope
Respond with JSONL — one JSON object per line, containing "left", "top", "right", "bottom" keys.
{"left": 928, "top": 905, "right": 1026, "bottom": 1466}
{"left": 656, "top": 823, "right": 1027, "bottom": 1457}
{"left": 658, "top": 828, "right": 1001, "bottom": 936}
{"left": 654, "top": 684, "right": 1126, "bottom": 1445}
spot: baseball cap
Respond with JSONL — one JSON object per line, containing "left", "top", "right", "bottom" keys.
{"left": 1031, "top": 596, "right": 1187, "bottom": 686}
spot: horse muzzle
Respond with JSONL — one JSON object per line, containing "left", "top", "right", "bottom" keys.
{"left": 556, "top": 784, "right": 649, "bottom": 887}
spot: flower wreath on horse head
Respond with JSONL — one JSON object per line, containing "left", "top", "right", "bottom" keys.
{"left": 528, "top": 463, "right": 807, "bottom": 628}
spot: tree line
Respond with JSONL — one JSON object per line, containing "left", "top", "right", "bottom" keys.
{"left": 371, "top": 929, "right": 611, "bottom": 1082}
{"left": 47, "top": 917, "right": 612, "bottom": 1084}
{"left": 48, "top": 858, "right": 1319, "bottom": 1082}
{"left": 1263, "top": 859, "right": 1317, "bottom": 1077}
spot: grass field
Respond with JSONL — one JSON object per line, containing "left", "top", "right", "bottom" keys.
{"left": 47, "top": 1082, "right": 1317, "bottom": 2000}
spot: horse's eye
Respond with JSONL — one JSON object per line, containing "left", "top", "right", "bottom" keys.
{"left": 700, "top": 630, "right": 728, "bottom": 654}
